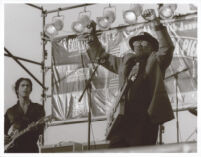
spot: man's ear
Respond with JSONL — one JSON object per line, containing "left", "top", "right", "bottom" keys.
{"left": 149, "top": 44, "right": 155, "bottom": 52}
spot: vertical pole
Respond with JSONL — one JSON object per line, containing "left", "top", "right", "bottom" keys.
{"left": 80, "top": 53, "right": 93, "bottom": 150}
{"left": 41, "top": 9, "right": 46, "bottom": 107}
{"left": 159, "top": 124, "right": 164, "bottom": 144}
{"left": 87, "top": 83, "right": 91, "bottom": 150}
{"left": 175, "top": 75, "right": 179, "bottom": 143}
{"left": 41, "top": 8, "right": 47, "bottom": 145}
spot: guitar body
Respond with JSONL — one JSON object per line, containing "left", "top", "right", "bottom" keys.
{"left": 105, "top": 102, "right": 125, "bottom": 140}
{"left": 105, "top": 63, "right": 140, "bottom": 140}
{"left": 4, "top": 115, "right": 52, "bottom": 152}
{"left": 5, "top": 124, "right": 22, "bottom": 152}
{"left": 4, "top": 138, "right": 15, "bottom": 153}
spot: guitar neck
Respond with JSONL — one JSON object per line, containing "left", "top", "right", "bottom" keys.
{"left": 12, "top": 120, "right": 42, "bottom": 141}
{"left": 5, "top": 115, "right": 52, "bottom": 152}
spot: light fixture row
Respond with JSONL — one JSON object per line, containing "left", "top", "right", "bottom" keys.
{"left": 45, "top": 4, "right": 178, "bottom": 37}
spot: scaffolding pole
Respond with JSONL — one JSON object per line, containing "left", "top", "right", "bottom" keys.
{"left": 41, "top": 9, "right": 47, "bottom": 106}
{"left": 26, "top": 3, "right": 43, "bottom": 11}
{"left": 4, "top": 47, "right": 46, "bottom": 89}
{"left": 46, "top": 3, "right": 95, "bottom": 14}
{"left": 4, "top": 53, "right": 42, "bottom": 65}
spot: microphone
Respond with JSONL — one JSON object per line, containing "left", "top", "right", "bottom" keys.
{"left": 86, "top": 20, "right": 96, "bottom": 30}
{"left": 76, "top": 21, "right": 97, "bottom": 42}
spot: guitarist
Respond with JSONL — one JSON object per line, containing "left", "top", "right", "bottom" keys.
{"left": 4, "top": 77, "right": 45, "bottom": 153}
{"left": 80, "top": 9, "right": 175, "bottom": 148}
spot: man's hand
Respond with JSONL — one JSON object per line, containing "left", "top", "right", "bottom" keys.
{"left": 144, "top": 52, "right": 157, "bottom": 78}
{"left": 5, "top": 135, "right": 11, "bottom": 145}
{"left": 86, "top": 20, "right": 96, "bottom": 35}
{"left": 142, "top": 9, "right": 157, "bottom": 21}
{"left": 77, "top": 20, "right": 97, "bottom": 42}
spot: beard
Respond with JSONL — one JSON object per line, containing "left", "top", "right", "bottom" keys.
{"left": 134, "top": 50, "right": 150, "bottom": 60}
{"left": 134, "top": 45, "right": 152, "bottom": 57}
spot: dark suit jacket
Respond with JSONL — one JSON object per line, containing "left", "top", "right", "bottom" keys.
{"left": 87, "top": 23, "right": 175, "bottom": 125}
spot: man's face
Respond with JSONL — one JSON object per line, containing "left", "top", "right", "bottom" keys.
{"left": 17, "top": 80, "right": 32, "bottom": 98}
{"left": 133, "top": 40, "right": 153, "bottom": 56}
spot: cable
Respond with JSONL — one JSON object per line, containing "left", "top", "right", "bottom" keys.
{"left": 185, "top": 129, "right": 197, "bottom": 142}
{"left": 80, "top": 51, "right": 93, "bottom": 150}
{"left": 90, "top": 121, "right": 97, "bottom": 149}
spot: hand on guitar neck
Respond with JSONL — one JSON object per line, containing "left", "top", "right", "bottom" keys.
{"left": 4, "top": 135, "right": 12, "bottom": 145}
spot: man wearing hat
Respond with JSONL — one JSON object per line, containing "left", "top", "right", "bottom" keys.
{"left": 83, "top": 9, "right": 174, "bottom": 148}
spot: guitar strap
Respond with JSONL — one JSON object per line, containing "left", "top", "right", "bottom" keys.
{"left": 120, "top": 62, "right": 140, "bottom": 104}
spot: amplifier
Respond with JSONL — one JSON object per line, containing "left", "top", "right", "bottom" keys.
{"left": 82, "top": 140, "right": 110, "bottom": 151}
{"left": 40, "top": 141, "right": 82, "bottom": 153}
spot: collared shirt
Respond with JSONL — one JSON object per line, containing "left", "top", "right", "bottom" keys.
{"left": 4, "top": 101, "right": 45, "bottom": 153}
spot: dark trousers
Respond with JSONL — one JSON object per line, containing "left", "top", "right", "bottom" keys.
{"left": 109, "top": 115, "right": 159, "bottom": 148}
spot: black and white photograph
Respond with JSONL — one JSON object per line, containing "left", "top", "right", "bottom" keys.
{"left": 2, "top": 0, "right": 200, "bottom": 155}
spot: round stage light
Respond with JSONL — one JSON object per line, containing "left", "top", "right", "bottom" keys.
{"left": 96, "top": 17, "right": 110, "bottom": 30}
{"left": 44, "top": 19, "right": 64, "bottom": 37}
{"left": 123, "top": 10, "right": 137, "bottom": 24}
{"left": 96, "top": 10, "right": 116, "bottom": 30}
{"left": 71, "top": 15, "right": 91, "bottom": 34}
{"left": 123, "top": 4, "right": 143, "bottom": 25}
{"left": 71, "top": 22, "right": 85, "bottom": 34}
{"left": 45, "top": 24, "right": 58, "bottom": 37}
{"left": 53, "top": 19, "right": 64, "bottom": 31}
{"left": 103, "top": 10, "right": 116, "bottom": 23}
{"left": 159, "top": 4, "right": 177, "bottom": 19}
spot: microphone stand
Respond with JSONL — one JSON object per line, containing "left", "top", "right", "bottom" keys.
{"left": 159, "top": 124, "right": 164, "bottom": 144}
{"left": 175, "top": 73, "right": 180, "bottom": 143}
{"left": 78, "top": 20, "right": 100, "bottom": 150}
{"left": 78, "top": 64, "right": 99, "bottom": 150}
{"left": 165, "top": 68, "right": 188, "bottom": 143}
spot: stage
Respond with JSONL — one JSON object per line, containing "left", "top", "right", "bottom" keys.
{"left": 40, "top": 141, "right": 196, "bottom": 153}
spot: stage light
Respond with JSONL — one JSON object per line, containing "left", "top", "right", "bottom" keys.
{"left": 45, "top": 24, "right": 58, "bottom": 36}
{"left": 189, "top": 4, "right": 197, "bottom": 11}
{"left": 71, "top": 15, "right": 91, "bottom": 34}
{"left": 45, "top": 19, "right": 64, "bottom": 37}
{"left": 44, "top": 13, "right": 64, "bottom": 38}
{"left": 96, "top": 4, "right": 116, "bottom": 30}
{"left": 123, "top": 4, "right": 143, "bottom": 24}
{"left": 71, "top": 7, "right": 91, "bottom": 34}
{"left": 158, "top": 4, "right": 177, "bottom": 19}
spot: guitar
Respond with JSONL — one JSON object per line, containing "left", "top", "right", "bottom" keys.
{"left": 5, "top": 115, "right": 52, "bottom": 152}
{"left": 105, "top": 63, "right": 140, "bottom": 139}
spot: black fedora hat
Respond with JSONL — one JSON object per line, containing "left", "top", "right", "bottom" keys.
{"left": 129, "top": 32, "right": 159, "bottom": 52}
